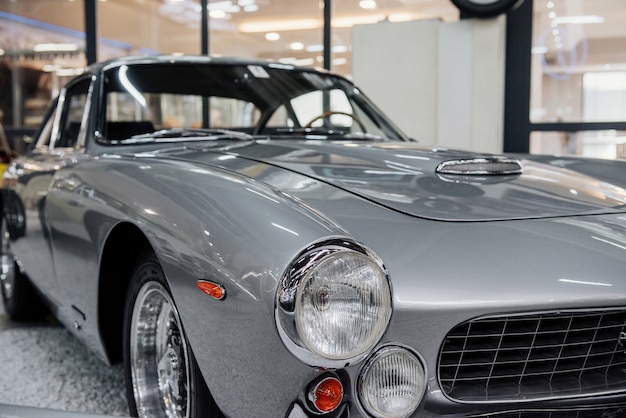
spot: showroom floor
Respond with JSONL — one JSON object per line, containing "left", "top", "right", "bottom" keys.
{"left": 0, "top": 299, "right": 129, "bottom": 416}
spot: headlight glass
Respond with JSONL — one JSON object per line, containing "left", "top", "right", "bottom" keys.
{"left": 358, "top": 345, "right": 426, "bottom": 418}
{"left": 296, "top": 251, "right": 391, "bottom": 360}
{"left": 275, "top": 238, "right": 392, "bottom": 367}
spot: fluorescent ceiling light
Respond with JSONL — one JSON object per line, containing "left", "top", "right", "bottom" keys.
{"left": 334, "top": 13, "right": 420, "bottom": 27}
{"left": 239, "top": 19, "right": 319, "bottom": 32}
{"left": 279, "top": 57, "right": 314, "bottom": 66}
{"left": 239, "top": 12, "right": 420, "bottom": 33}
{"left": 552, "top": 15, "right": 605, "bottom": 25}
{"left": 332, "top": 45, "right": 348, "bottom": 53}
{"left": 33, "top": 43, "right": 79, "bottom": 52}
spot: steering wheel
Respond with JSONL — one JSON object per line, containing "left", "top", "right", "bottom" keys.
{"left": 303, "top": 111, "right": 367, "bottom": 133}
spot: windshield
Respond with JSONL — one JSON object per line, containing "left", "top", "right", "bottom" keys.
{"left": 100, "top": 62, "right": 410, "bottom": 143}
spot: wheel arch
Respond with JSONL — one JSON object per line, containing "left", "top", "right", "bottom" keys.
{"left": 98, "top": 221, "right": 153, "bottom": 364}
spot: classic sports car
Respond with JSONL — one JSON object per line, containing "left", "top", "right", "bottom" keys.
{"left": 1, "top": 56, "right": 626, "bottom": 418}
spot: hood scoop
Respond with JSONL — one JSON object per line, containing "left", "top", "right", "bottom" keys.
{"left": 436, "top": 157, "right": 523, "bottom": 176}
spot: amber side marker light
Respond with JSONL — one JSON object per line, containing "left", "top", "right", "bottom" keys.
{"left": 309, "top": 376, "right": 343, "bottom": 413}
{"left": 196, "top": 280, "right": 226, "bottom": 300}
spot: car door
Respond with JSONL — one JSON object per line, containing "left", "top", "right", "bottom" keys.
{"left": 4, "top": 76, "right": 93, "bottom": 308}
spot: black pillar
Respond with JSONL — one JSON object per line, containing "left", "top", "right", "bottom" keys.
{"left": 503, "top": 0, "right": 533, "bottom": 153}
{"left": 84, "top": 0, "right": 97, "bottom": 64}
{"left": 201, "top": 0, "right": 210, "bottom": 127}
{"left": 323, "top": 0, "right": 331, "bottom": 71}
{"left": 201, "top": 0, "right": 209, "bottom": 55}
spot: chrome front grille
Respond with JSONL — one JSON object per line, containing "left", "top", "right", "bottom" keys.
{"left": 439, "top": 309, "right": 626, "bottom": 402}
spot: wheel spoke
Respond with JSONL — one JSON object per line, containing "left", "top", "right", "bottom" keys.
{"left": 130, "top": 281, "right": 190, "bottom": 418}
{"left": 0, "top": 220, "right": 15, "bottom": 301}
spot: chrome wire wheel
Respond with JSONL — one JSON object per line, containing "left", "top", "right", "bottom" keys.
{"left": 130, "top": 280, "right": 191, "bottom": 418}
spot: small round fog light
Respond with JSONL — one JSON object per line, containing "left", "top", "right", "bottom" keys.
{"left": 358, "top": 345, "right": 426, "bottom": 418}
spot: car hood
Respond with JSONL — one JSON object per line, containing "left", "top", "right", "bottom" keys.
{"left": 185, "top": 140, "right": 626, "bottom": 221}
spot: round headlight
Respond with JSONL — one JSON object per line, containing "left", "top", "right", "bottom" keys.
{"left": 358, "top": 345, "right": 426, "bottom": 418}
{"left": 276, "top": 238, "right": 392, "bottom": 367}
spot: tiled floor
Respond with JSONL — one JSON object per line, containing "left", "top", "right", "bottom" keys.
{"left": 0, "top": 299, "right": 129, "bottom": 416}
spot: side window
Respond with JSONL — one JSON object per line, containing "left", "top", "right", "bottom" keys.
{"left": 56, "top": 78, "right": 91, "bottom": 149}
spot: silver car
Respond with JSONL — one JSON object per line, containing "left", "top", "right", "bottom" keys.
{"left": 1, "top": 56, "right": 626, "bottom": 418}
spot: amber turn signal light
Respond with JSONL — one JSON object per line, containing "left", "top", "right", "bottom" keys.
{"left": 309, "top": 376, "right": 343, "bottom": 413}
{"left": 196, "top": 280, "right": 226, "bottom": 300}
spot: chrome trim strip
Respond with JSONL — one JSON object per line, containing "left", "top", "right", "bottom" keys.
{"left": 436, "top": 157, "right": 523, "bottom": 175}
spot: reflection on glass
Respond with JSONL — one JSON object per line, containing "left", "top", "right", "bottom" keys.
{"left": 583, "top": 72, "right": 626, "bottom": 122}
{"left": 531, "top": 0, "right": 626, "bottom": 123}
{"left": 98, "top": 0, "right": 200, "bottom": 57}
{"left": 530, "top": 130, "right": 626, "bottom": 159}
{"left": 0, "top": 0, "right": 86, "bottom": 130}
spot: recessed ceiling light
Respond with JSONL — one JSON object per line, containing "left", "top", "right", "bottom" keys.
{"left": 306, "top": 44, "right": 324, "bottom": 52}
{"left": 359, "top": 0, "right": 377, "bottom": 10}
{"left": 209, "top": 10, "right": 227, "bottom": 19}
{"left": 265, "top": 32, "right": 280, "bottom": 41}
{"left": 290, "top": 42, "right": 304, "bottom": 51}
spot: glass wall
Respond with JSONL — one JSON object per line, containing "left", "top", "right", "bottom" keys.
{"left": 530, "top": 0, "right": 626, "bottom": 157}
{"left": 205, "top": 0, "right": 324, "bottom": 69}
{"left": 0, "top": 0, "right": 85, "bottom": 131}
{"left": 0, "top": 0, "right": 466, "bottom": 151}
{"left": 207, "top": 0, "right": 460, "bottom": 77}
{"left": 97, "top": 0, "right": 200, "bottom": 58}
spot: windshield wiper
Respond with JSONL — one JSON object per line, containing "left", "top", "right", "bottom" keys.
{"left": 271, "top": 127, "right": 383, "bottom": 140}
{"left": 120, "top": 128, "right": 255, "bottom": 143}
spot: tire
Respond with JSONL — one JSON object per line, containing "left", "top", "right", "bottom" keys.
{"left": 0, "top": 217, "right": 48, "bottom": 321}
{"left": 123, "top": 254, "right": 220, "bottom": 418}
{"left": 450, "top": 0, "right": 524, "bottom": 17}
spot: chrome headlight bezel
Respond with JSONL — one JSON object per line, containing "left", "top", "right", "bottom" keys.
{"left": 275, "top": 238, "right": 393, "bottom": 368}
